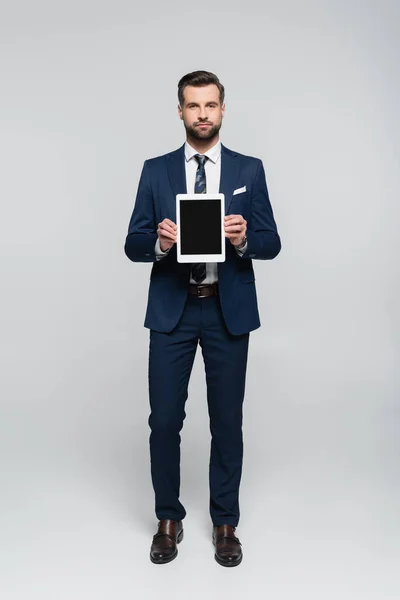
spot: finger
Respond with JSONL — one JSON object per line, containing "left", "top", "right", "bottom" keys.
{"left": 224, "top": 214, "right": 244, "bottom": 221}
{"left": 163, "top": 219, "right": 177, "bottom": 230}
{"left": 224, "top": 216, "right": 245, "bottom": 225}
{"left": 158, "top": 230, "right": 177, "bottom": 241}
{"left": 225, "top": 225, "right": 245, "bottom": 233}
{"left": 225, "top": 233, "right": 242, "bottom": 239}
{"left": 225, "top": 222, "right": 245, "bottom": 229}
{"left": 159, "top": 223, "right": 177, "bottom": 236}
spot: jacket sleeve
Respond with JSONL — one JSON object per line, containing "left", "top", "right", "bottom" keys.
{"left": 240, "top": 159, "right": 281, "bottom": 260}
{"left": 124, "top": 160, "right": 158, "bottom": 263}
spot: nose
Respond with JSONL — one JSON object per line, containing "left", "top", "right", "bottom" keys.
{"left": 199, "top": 106, "right": 207, "bottom": 120}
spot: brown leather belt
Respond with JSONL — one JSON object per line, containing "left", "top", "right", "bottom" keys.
{"left": 188, "top": 283, "right": 218, "bottom": 298}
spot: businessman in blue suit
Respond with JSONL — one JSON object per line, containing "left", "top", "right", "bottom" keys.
{"left": 124, "top": 71, "right": 281, "bottom": 567}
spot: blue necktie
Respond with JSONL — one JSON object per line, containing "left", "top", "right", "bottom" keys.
{"left": 191, "top": 154, "right": 208, "bottom": 283}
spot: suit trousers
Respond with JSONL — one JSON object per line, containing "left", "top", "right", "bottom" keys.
{"left": 148, "top": 292, "right": 250, "bottom": 526}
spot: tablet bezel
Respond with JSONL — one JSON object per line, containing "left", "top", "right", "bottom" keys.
{"left": 176, "top": 193, "right": 226, "bottom": 263}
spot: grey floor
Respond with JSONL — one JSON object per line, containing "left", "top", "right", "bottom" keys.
{"left": 2, "top": 347, "right": 399, "bottom": 600}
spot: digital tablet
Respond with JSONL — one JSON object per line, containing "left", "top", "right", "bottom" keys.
{"left": 176, "top": 193, "right": 225, "bottom": 263}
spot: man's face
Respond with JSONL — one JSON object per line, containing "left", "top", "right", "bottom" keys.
{"left": 178, "top": 84, "right": 225, "bottom": 141}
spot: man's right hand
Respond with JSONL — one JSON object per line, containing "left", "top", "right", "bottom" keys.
{"left": 157, "top": 218, "right": 177, "bottom": 252}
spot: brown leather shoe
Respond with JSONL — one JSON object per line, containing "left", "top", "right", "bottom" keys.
{"left": 150, "top": 519, "right": 184, "bottom": 564}
{"left": 212, "top": 524, "right": 242, "bottom": 567}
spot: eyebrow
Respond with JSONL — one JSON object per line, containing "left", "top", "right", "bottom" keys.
{"left": 186, "top": 101, "right": 218, "bottom": 106}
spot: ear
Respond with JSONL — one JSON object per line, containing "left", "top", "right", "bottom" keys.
{"left": 221, "top": 103, "right": 226, "bottom": 118}
{"left": 177, "top": 104, "right": 183, "bottom": 119}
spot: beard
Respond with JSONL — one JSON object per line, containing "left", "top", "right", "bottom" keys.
{"left": 184, "top": 120, "right": 222, "bottom": 141}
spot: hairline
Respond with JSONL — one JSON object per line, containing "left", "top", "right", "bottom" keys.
{"left": 179, "top": 84, "right": 223, "bottom": 108}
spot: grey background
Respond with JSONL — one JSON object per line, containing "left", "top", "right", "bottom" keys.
{"left": 1, "top": 0, "right": 399, "bottom": 598}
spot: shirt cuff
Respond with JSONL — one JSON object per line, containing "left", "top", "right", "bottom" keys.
{"left": 154, "top": 237, "right": 171, "bottom": 260}
{"left": 234, "top": 241, "right": 248, "bottom": 256}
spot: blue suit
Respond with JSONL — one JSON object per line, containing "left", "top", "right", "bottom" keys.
{"left": 124, "top": 143, "right": 281, "bottom": 335}
{"left": 124, "top": 143, "right": 281, "bottom": 526}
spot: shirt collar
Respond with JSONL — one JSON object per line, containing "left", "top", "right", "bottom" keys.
{"left": 184, "top": 139, "right": 221, "bottom": 164}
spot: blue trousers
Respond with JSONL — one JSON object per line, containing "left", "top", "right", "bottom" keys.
{"left": 148, "top": 293, "right": 250, "bottom": 526}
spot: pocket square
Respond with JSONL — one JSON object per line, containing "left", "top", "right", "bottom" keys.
{"left": 233, "top": 186, "right": 246, "bottom": 195}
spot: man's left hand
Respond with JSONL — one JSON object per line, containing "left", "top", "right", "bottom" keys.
{"left": 224, "top": 214, "right": 247, "bottom": 246}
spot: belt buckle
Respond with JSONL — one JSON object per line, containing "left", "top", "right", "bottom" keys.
{"left": 197, "top": 285, "right": 208, "bottom": 299}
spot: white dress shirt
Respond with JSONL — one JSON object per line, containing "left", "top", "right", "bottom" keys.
{"left": 155, "top": 139, "right": 247, "bottom": 283}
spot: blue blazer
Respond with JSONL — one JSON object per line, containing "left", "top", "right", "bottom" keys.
{"left": 124, "top": 143, "right": 281, "bottom": 335}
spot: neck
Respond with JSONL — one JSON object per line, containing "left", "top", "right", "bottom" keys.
{"left": 186, "top": 134, "right": 219, "bottom": 154}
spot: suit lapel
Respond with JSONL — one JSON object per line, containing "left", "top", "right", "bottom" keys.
{"left": 165, "top": 144, "right": 185, "bottom": 222}
{"left": 166, "top": 143, "right": 186, "bottom": 193}
{"left": 219, "top": 144, "right": 239, "bottom": 214}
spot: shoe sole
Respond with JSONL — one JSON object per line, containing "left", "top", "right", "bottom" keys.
{"left": 214, "top": 552, "right": 243, "bottom": 567}
{"left": 149, "top": 528, "right": 184, "bottom": 564}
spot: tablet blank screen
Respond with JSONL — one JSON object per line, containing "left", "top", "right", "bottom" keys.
{"left": 180, "top": 199, "right": 222, "bottom": 255}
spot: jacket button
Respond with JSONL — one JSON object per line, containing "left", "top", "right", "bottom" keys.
{"left": 249, "top": 253, "right": 256, "bottom": 258}
{"left": 145, "top": 253, "right": 151, "bottom": 257}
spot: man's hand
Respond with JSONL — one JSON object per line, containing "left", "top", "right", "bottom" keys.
{"left": 157, "top": 218, "right": 177, "bottom": 252}
{"left": 224, "top": 214, "right": 247, "bottom": 246}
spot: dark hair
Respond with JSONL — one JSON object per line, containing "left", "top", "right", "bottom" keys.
{"left": 178, "top": 70, "right": 225, "bottom": 107}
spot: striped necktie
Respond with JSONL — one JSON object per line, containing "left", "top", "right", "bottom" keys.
{"left": 191, "top": 154, "right": 208, "bottom": 283}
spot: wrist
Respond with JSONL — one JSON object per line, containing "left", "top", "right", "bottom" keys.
{"left": 159, "top": 242, "right": 171, "bottom": 253}
{"left": 234, "top": 235, "right": 247, "bottom": 250}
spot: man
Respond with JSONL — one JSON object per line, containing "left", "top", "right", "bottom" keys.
{"left": 124, "top": 70, "right": 281, "bottom": 567}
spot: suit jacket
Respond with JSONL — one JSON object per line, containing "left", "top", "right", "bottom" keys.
{"left": 124, "top": 143, "right": 281, "bottom": 335}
